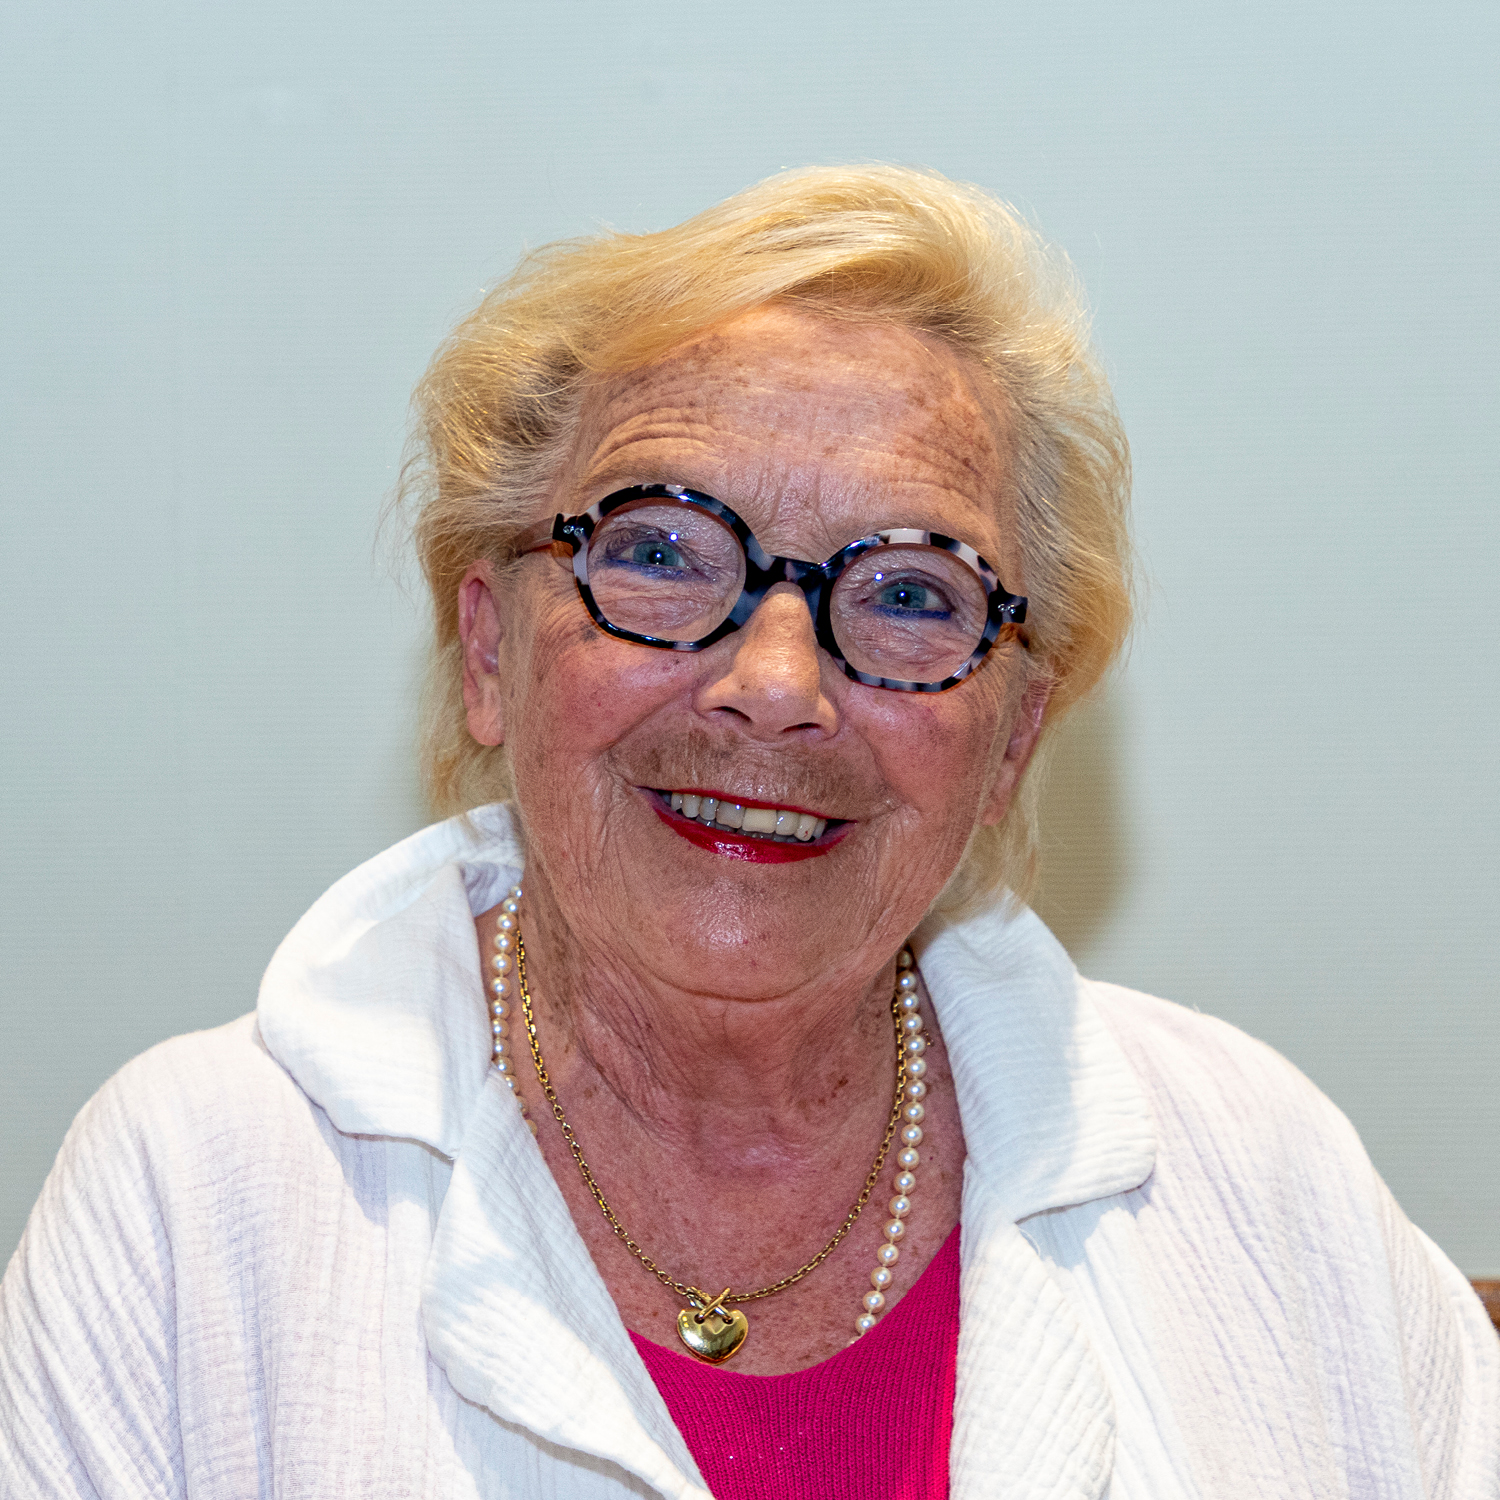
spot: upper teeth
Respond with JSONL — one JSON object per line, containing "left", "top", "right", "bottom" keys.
{"left": 667, "top": 792, "right": 827, "bottom": 842}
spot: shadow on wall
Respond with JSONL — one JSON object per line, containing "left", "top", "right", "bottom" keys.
{"left": 1031, "top": 689, "right": 1130, "bottom": 964}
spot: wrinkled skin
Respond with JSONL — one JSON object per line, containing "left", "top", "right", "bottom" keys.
{"left": 460, "top": 306, "right": 1047, "bottom": 1373}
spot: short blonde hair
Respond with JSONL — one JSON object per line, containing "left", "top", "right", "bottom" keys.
{"left": 403, "top": 164, "right": 1131, "bottom": 913}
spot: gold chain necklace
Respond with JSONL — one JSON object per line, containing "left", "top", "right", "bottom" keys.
{"left": 498, "top": 902, "right": 930, "bottom": 1363}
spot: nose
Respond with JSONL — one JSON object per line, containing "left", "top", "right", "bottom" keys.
{"left": 694, "top": 584, "right": 840, "bottom": 737}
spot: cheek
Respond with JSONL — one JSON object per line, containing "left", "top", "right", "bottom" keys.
{"left": 505, "top": 599, "right": 689, "bottom": 783}
{"left": 852, "top": 681, "right": 1009, "bottom": 819}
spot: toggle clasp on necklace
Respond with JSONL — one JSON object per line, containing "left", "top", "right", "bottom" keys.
{"left": 687, "top": 1286, "right": 733, "bottom": 1325}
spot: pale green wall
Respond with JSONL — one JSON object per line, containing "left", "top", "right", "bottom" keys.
{"left": 2, "top": 0, "right": 1496, "bottom": 1273}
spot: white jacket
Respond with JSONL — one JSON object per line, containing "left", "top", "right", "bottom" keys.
{"left": 1, "top": 805, "right": 1495, "bottom": 1499}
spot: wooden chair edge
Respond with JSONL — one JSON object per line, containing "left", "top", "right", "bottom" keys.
{"left": 1472, "top": 1280, "right": 1500, "bottom": 1333}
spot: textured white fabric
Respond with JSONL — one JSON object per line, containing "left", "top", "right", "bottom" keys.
{"left": 1, "top": 805, "right": 1495, "bottom": 1499}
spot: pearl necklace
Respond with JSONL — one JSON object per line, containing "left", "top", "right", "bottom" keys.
{"left": 486, "top": 883, "right": 932, "bottom": 1357}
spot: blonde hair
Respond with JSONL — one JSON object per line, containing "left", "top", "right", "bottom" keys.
{"left": 403, "top": 164, "right": 1131, "bottom": 914}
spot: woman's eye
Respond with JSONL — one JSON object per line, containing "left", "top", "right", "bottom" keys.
{"left": 598, "top": 530, "right": 692, "bottom": 570}
{"left": 630, "top": 540, "right": 684, "bottom": 569}
{"left": 874, "top": 581, "right": 947, "bottom": 616}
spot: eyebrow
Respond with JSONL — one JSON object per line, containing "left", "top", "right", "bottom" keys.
{"left": 570, "top": 461, "right": 721, "bottom": 509}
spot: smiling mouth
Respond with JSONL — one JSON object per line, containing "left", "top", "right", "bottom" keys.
{"left": 653, "top": 789, "right": 833, "bottom": 843}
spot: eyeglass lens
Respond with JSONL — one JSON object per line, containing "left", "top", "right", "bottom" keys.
{"left": 585, "top": 501, "right": 991, "bottom": 684}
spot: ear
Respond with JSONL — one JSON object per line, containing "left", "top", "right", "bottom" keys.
{"left": 459, "top": 562, "right": 506, "bottom": 746}
{"left": 978, "top": 672, "right": 1052, "bottom": 827}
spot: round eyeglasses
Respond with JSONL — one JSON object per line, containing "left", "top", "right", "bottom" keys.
{"left": 516, "top": 485, "right": 1028, "bottom": 693}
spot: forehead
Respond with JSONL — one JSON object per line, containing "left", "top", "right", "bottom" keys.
{"left": 561, "top": 306, "right": 1012, "bottom": 561}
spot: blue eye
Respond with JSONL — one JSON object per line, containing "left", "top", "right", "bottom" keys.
{"left": 875, "top": 582, "right": 944, "bottom": 616}
{"left": 630, "top": 540, "right": 684, "bottom": 569}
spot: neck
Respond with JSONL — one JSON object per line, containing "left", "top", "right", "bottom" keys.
{"left": 510, "top": 876, "right": 902, "bottom": 1174}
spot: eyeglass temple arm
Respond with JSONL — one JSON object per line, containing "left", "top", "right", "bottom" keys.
{"left": 513, "top": 515, "right": 562, "bottom": 556}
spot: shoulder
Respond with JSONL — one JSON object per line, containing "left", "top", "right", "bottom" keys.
{"left": 2, "top": 1015, "right": 393, "bottom": 1388}
{"left": 18, "top": 1014, "right": 344, "bottom": 1268}
{"left": 1072, "top": 981, "right": 1500, "bottom": 1481}
{"left": 71, "top": 1013, "right": 318, "bottom": 1160}
{"left": 1077, "top": 979, "right": 1409, "bottom": 1312}
{"left": 1086, "top": 976, "right": 1308, "bottom": 1083}
{"left": 1078, "top": 978, "right": 1401, "bottom": 1249}
{"left": 1082, "top": 978, "right": 1365, "bottom": 1168}
{"left": 0, "top": 1025, "right": 356, "bottom": 1493}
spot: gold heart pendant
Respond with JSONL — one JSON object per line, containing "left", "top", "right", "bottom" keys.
{"left": 676, "top": 1304, "right": 749, "bottom": 1363}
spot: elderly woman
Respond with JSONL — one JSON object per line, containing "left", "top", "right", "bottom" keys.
{"left": 1, "top": 167, "right": 1495, "bottom": 1500}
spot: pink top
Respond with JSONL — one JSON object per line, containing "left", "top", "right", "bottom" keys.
{"left": 630, "top": 1228, "right": 961, "bottom": 1499}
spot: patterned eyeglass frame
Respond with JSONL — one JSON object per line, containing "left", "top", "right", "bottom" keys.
{"left": 515, "top": 484, "right": 1029, "bottom": 693}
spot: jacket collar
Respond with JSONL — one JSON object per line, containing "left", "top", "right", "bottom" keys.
{"left": 257, "top": 804, "right": 523, "bottom": 1158}
{"left": 913, "top": 900, "right": 1156, "bottom": 1219}
{"left": 257, "top": 806, "right": 1155, "bottom": 1499}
